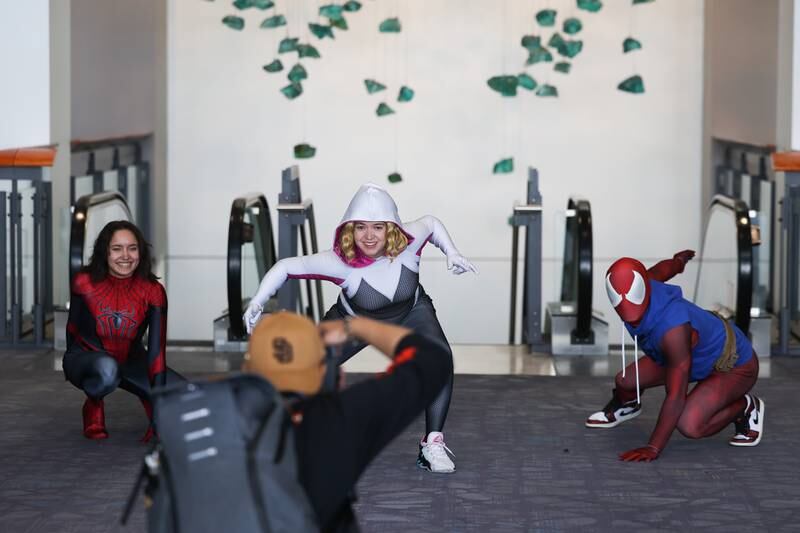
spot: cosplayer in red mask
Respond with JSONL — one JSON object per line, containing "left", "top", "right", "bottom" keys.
{"left": 586, "top": 250, "right": 764, "bottom": 461}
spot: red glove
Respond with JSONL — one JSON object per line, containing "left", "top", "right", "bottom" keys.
{"left": 619, "top": 445, "right": 660, "bottom": 462}
{"left": 673, "top": 250, "right": 695, "bottom": 270}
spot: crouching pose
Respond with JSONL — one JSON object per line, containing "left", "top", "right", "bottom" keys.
{"left": 244, "top": 183, "right": 477, "bottom": 473}
{"left": 63, "top": 221, "right": 182, "bottom": 441}
{"left": 586, "top": 251, "right": 763, "bottom": 461}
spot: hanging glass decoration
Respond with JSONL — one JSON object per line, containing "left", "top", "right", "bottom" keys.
{"left": 577, "top": 0, "right": 603, "bottom": 13}
{"left": 294, "top": 143, "right": 316, "bottom": 158}
{"left": 398, "top": 86, "right": 415, "bottom": 102}
{"left": 281, "top": 82, "right": 303, "bottom": 99}
{"left": 222, "top": 16, "right": 245, "bottom": 30}
{"left": 376, "top": 103, "right": 395, "bottom": 116}
{"left": 388, "top": 172, "right": 402, "bottom": 183}
{"left": 517, "top": 73, "right": 537, "bottom": 91}
{"left": 263, "top": 59, "right": 283, "bottom": 73}
{"left": 536, "top": 84, "right": 558, "bottom": 97}
{"left": 487, "top": 76, "right": 519, "bottom": 97}
{"left": 493, "top": 158, "right": 514, "bottom": 174}
{"left": 261, "top": 14, "right": 287, "bottom": 28}
{"left": 297, "top": 44, "right": 321, "bottom": 58}
{"left": 554, "top": 62, "right": 571, "bottom": 74}
{"left": 536, "top": 9, "right": 557, "bottom": 27}
{"left": 288, "top": 64, "right": 308, "bottom": 82}
{"left": 618, "top": 75, "right": 645, "bottom": 93}
{"left": 309, "top": 23, "right": 335, "bottom": 39}
{"left": 365, "top": 79, "right": 387, "bottom": 94}
{"left": 379, "top": 18, "right": 401, "bottom": 33}
{"left": 563, "top": 18, "right": 582, "bottom": 34}
{"left": 278, "top": 37, "right": 299, "bottom": 53}
{"left": 623, "top": 37, "right": 642, "bottom": 53}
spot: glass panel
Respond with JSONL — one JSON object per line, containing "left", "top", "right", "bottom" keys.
{"left": 73, "top": 175, "right": 94, "bottom": 201}
{"left": 19, "top": 182, "right": 35, "bottom": 317}
{"left": 82, "top": 199, "right": 132, "bottom": 263}
{"left": 695, "top": 203, "right": 738, "bottom": 316}
{"left": 103, "top": 170, "right": 118, "bottom": 193}
{"left": 751, "top": 179, "right": 773, "bottom": 312}
{"left": 240, "top": 208, "right": 259, "bottom": 308}
{"left": 126, "top": 165, "right": 139, "bottom": 225}
{"left": 739, "top": 174, "right": 751, "bottom": 207}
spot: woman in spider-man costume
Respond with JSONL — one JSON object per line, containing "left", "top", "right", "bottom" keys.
{"left": 585, "top": 251, "right": 764, "bottom": 461}
{"left": 63, "top": 220, "right": 181, "bottom": 441}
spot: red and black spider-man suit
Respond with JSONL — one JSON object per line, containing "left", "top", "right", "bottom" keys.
{"left": 63, "top": 271, "right": 179, "bottom": 440}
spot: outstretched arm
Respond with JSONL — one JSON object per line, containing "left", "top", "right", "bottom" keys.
{"left": 420, "top": 215, "right": 478, "bottom": 275}
{"left": 245, "top": 252, "right": 347, "bottom": 333}
{"left": 648, "top": 250, "right": 695, "bottom": 283}
{"left": 620, "top": 323, "right": 692, "bottom": 461}
{"left": 146, "top": 285, "right": 168, "bottom": 387}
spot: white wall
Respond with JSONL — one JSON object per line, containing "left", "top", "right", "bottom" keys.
{"left": 794, "top": 0, "right": 800, "bottom": 150}
{"left": 168, "top": 0, "right": 704, "bottom": 342}
{"left": 71, "top": 0, "right": 159, "bottom": 140}
{"left": 706, "top": 0, "right": 780, "bottom": 146}
{"left": 0, "top": 1, "right": 50, "bottom": 149}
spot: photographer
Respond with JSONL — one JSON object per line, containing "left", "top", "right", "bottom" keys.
{"left": 244, "top": 311, "right": 453, "bottom": 532}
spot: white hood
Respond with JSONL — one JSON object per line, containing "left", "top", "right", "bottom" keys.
{"left": 338, "top": 183, "right": 403, "bottom": 226}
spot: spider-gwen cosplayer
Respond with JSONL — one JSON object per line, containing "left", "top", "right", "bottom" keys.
{"left": 244, "top": 183, "right": 477, "bottom": 473}
{"left": 585, "top": 251, "right": 764, "bottom": 461}
{"left": 63, "top": 221, "right": 182, "bottom": 441}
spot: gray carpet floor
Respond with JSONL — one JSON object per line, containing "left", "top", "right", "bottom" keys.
{"left": 1, "top": 356, "right": 799, "bottom": 532}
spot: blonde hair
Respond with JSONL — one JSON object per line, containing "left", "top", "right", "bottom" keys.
{"left": 339, "top": 221, "right": 408, "bottom": 262}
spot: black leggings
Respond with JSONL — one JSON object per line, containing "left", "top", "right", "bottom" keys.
{"left": 323, "top": 291, "right": 454, "bottom": 435}
{"left": 63, "top": 348, "right": 183, "bottom": 401}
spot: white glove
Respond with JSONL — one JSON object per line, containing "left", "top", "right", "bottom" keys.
{"left": 243, "top": 302, "right": 264, "bottom": 334}
{"left": 446, "top": 254, "right": 479, "bottom": 275}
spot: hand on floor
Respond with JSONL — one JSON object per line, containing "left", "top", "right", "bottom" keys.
{"left": 619, "top": 445, "right": 659, "bottom": 462}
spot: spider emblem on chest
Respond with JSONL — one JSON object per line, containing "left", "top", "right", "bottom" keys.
{"left": 96, "top": 305, "right": 139, "bottom": 338}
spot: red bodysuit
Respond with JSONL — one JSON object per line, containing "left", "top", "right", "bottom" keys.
{"left": 66, "top": 272, "right": 167, "bottom": 385}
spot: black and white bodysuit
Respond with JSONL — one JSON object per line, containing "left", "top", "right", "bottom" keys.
{"left": 247, "top": 184, "right": 475, "bottom": 433}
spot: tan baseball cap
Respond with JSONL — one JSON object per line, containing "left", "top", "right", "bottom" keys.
{"left": 244, "top": 311, "right": 326, "bottom": 395}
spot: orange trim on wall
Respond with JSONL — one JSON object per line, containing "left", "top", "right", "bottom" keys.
{"left": 772, "top": 151, "right": 800, "bottom": 172}
{"left": 0, "top": 145, "right": 57, "bottom": 168}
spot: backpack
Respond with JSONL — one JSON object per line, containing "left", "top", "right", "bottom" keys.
{"left": 122, "top": 374, "right": 319, "bottom": 533}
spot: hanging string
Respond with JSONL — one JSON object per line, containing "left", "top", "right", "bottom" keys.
{"left": 634, "top": 334, "right": 641, "bottom": 405}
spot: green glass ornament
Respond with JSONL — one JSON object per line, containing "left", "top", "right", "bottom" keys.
{"left": 297, "top": 44, "right": 321, "bottom": 58}
{"left": 388, "top": 172, "right": 402, "bottom": 183}
{"left": 379, "top": 18, "right": 401, "bottom": 33}
{"left": 309, "top": 23, "right": 334, "bottom": 39}
{"left": 278, "top": 37, "right": 298, "bottom": 53}
{"left": 493, "top": 158, "right": 514, "bottom": 174}
{"left": 618, "top": 75, "right": 645, "bottom": 93}
{"left": 260, "top": 15, "right": 287, "bottom": 28}
{"left": 376, "top": 103, "right": 395, "bottom": 116}
{"left": 364, "top": 79, "right": 386, "bottom": 94}
{"left": 288, "top": 64, "right": 307, "bottom": 82}
{"left": 563, "top": 17, "right": 582, "bottom": 34}
{"left": 526, "top": 47, "right": 553, "bottom": 65}
{"left": 281, "top": 82, "right": 303, "bottom": 100}
{"left": 558, "top": 39, "right": 583, "bottom": 58}
{"left": 517, "top": 73, "right": 537, "bottom": 91}
{"left": 294, "top": 143, "right": 316, "bottom": 159}
{"left": 536, "top": 9, "right": 557, "bottom": 27}
{"left": 521, "top": 35, "right": 542, "bottom": 51}
{"left": 633, "top": 0, "right": 655, "bottom": 4}
{"left": 487, "top": 75, "right": 519, "bottom": 97}
{"left": 343, "top": 0, "right": 362, "bottom": 12}
{"left": 330, "top": 17, "right": 348, "bottom": 30}
{"left": 554, "top": 62, "right": 571, "bottom": 73}
{"left": 398, "top": 86, "right": 415, "bottom": 102}
{"left": 623, "top": 37, "right": 642, "bottom": 53}
{"left": 549, "top": 33, "right": 565, "bottom": 49}
{"left": 577, "top": 0, "right": 603, "bottom": 13}
{"left": 222, "top": 16, "right": 245, "bottom": 30}
{"left": 536, "top": 84, "right": 558, "bottom": 97}
{"left": 319, "top": 4, "right": 344, "bottom": 19}
{"left": 263, "top": 59, "right": 283, "bottom": 73}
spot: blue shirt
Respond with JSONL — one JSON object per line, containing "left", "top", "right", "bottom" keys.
{"left": 625, "top": 280, "right": 753, "bottom": 381}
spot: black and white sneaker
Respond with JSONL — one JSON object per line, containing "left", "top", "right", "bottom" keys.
{"left": 585, "top": 391, "right": 641, "bottom": 428}
{"left": 730, "top": 394, "right": 764, "bottom": 447}
{"left": 417, "top": 432, "right": 455, "bottom": 474}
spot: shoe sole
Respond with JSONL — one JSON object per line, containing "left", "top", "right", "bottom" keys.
{"left": 585, "top": 408, "right": 641, "bottom": 429}
{"left": 730, "top": 397, "right": 764, "bottom": 447}
{"left": 417, "top": 461, "right": 455, "bottom": 474}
